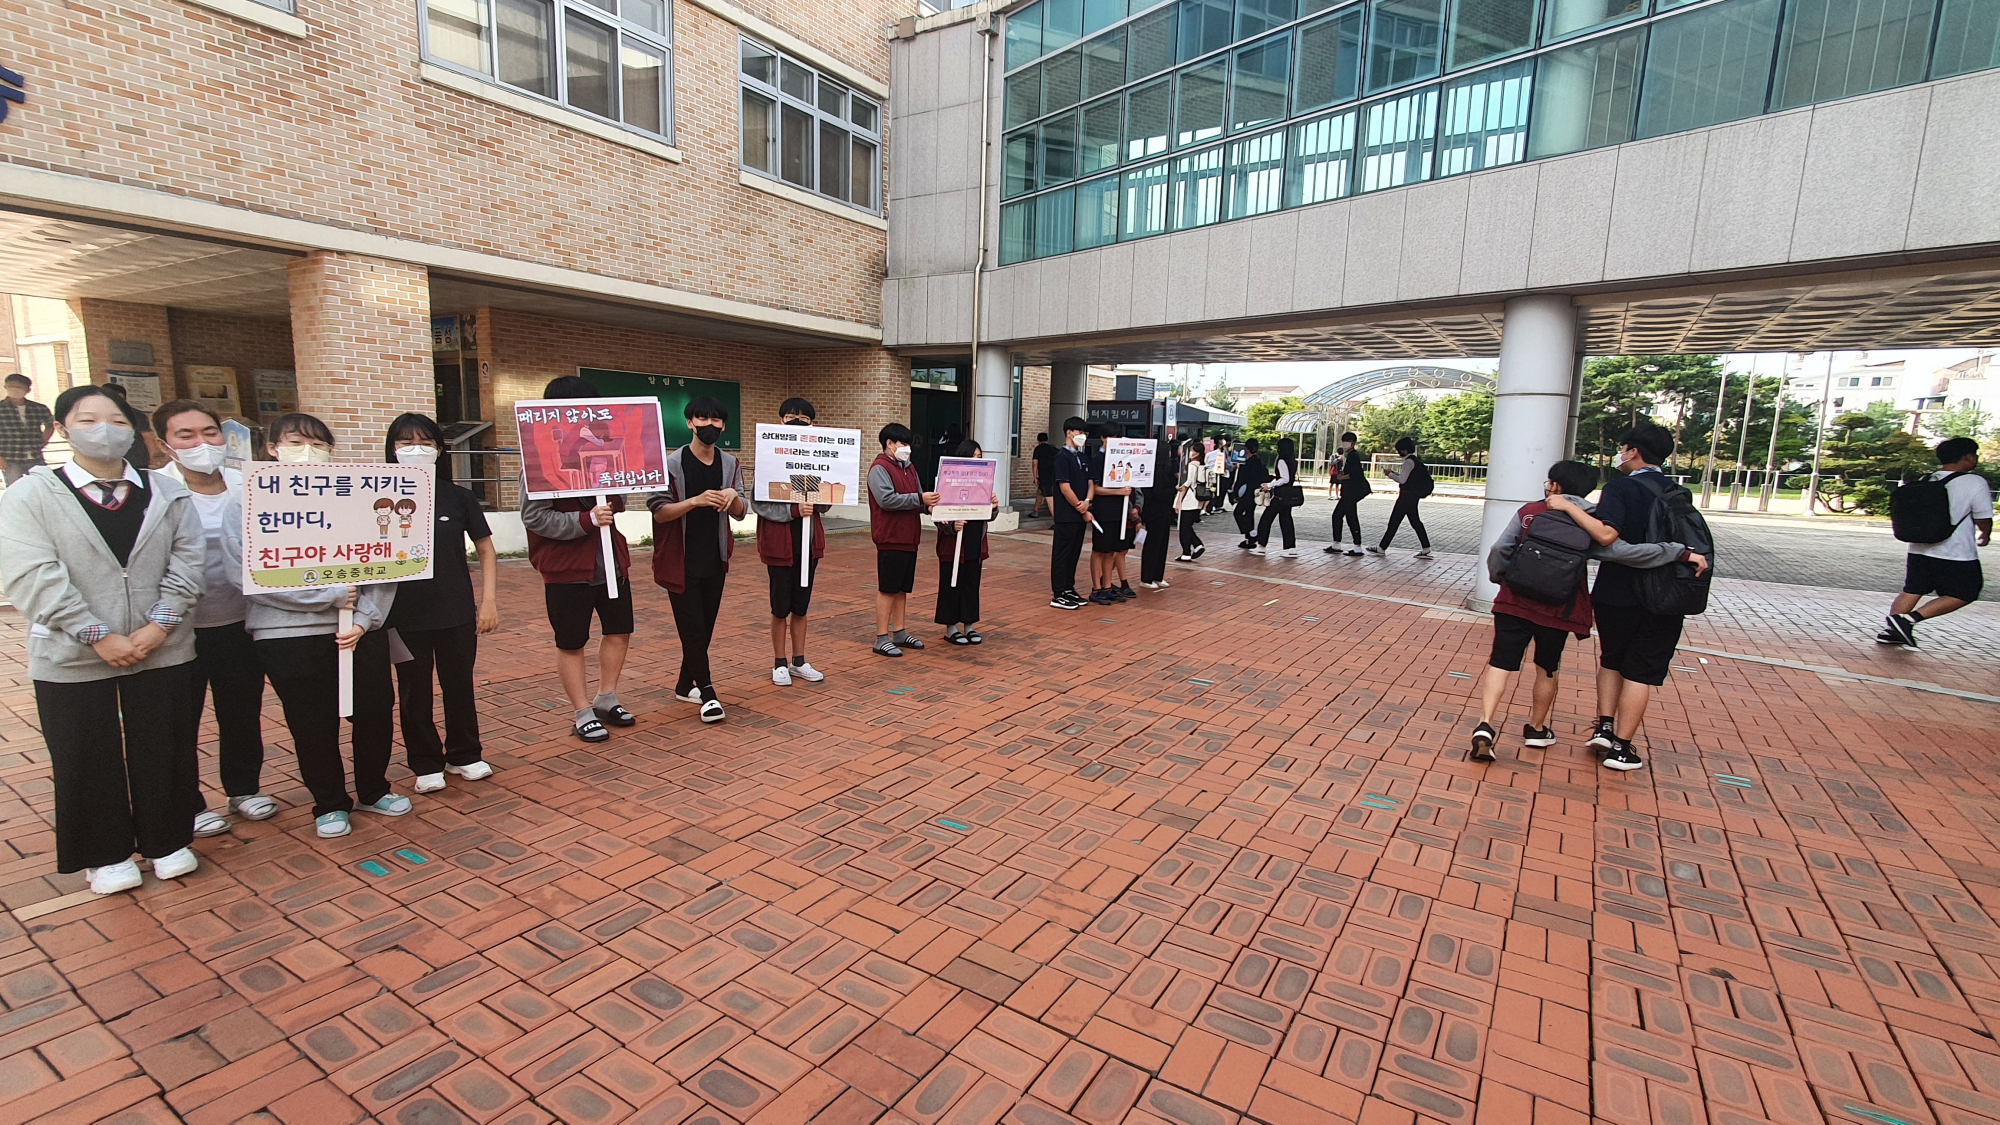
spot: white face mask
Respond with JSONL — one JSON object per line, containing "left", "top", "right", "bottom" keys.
{"left": 891, "top": 445, "right": 912, "bottom": 463}
{"left": 174, "top": 442, "right": 228, "bottom": 474}
{"left": 1339, "top": 442, "right": 1354, "bottom": 452}
{"left": 395, "top": 445, "right": 440, "bottom": 467}
{"left": 1069, "top": 433, "right": 1085, "bottom": 449}
{"left": 276, "top": 444, "right": 332, "bottom": 464}
{"left": 67, "top": 422, "right": 134, "bottom": 462}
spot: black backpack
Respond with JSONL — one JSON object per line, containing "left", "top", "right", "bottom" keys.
{"left": 1630, "top": 473, "right": 1714, "bottom": 617}
{"left": 1404, "top": 459, "right": 1435, "bottom": 499}
{"left": 1501, "top": 507, "right": 1593, "bottom": 606}
{"left": 1890, "top": 471, "right": 1971, "bottom": 544}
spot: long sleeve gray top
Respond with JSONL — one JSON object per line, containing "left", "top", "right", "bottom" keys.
{"left": 1484, "top": 494, "right": 1688, "bottom": 584}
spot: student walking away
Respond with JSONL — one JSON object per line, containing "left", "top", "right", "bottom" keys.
{"left": 1233, "top": 438, "right": 1268, "bottom": 546}
{"left": 1206, "top": 438, "right": 1230, "bottom": 514}
{"left": 1253, "top": 437, "right": 1302, "bottom": 556}
{"left": 1138, "top": 440, "right": 1178, "bottom": 588}
{"left": 1881, "top": 437, "right": 1993, "bottom": 647}
{"left": 755, "top": 398, "right": 830, "bottom": 686}
{"left": 1471, "top": 460, "right": 1703, "bottom": 763}
{"left": 524, "top": 375, "right": 633, "bottom": 744}
{"left": 1031, "top": 432, "right": 1056, "bottom": 518}
{"left": 1087, "top": 425, "right": 1136, "bottom": 603}
{"left": 1585, "top": 424, "right": 1716, "bottom": 773}
{"left": 935, "top": 439, "right": 999, "bottom": 643}
{"left": 0, "top": 374, "right": 56, "bottom": 486}
{"left": 1323, "top": 431, "right": 1370, "bottom": 556}
{"left": 0, "top": 386, "right": 204, "bottom": 894}
{"left": 248, "top": 412, "right": 408, "bottom": 839}
{"left": 154, "top": 400, "right": 275, "bottom": 837}
{"left": 1173, "top": 440, "right": 1208, "bottom": 565}
{"left": 382, "top": 413, "right": 498, "bottom": 793}
{"left": 1049, "top": 417, "right": 1093, "bottom": 609}
{"left": 650, "top": 396, "right": 746, "bottom": 722}
{"left": 1371, "top": 437, "right": 1433, "bottom": 557}
{"left": 868, "top": 423, "right": 938, "bottom": 655}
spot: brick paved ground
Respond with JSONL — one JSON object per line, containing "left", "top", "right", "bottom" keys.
{"left": 0, "top": 531, "right": 1995, "bottom": 1125}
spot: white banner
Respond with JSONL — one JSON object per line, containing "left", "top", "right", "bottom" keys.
{"left": 1102, "top": 437, "right": 1158, "bottom": 488}
{"left": 752, "top": 424, "right": 864, "bottom": 506}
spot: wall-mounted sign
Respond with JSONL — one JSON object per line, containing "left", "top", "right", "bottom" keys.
{"left": 186, "top": 365, "right": 242, "bottom": 419}
{"left": 107, "top": 341, "right": 154, "bottom": 367}
{"left": 0, "top": 66, "right": 24, "bottom": 124}
{"left": 250, "top": 369, "right": 298, "bottom": 421}
{"left": 105, "top": 371, "right": 162, "bottom": 412}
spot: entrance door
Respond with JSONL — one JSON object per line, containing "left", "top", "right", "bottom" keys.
{"left": 910, "top": 364, "right": 970, "bottom": 488}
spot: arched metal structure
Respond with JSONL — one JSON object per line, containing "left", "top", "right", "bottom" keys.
{"left": 1277, "top": 365, "right": 1495, "bottom": 471}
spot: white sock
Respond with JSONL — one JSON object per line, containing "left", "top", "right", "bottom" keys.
{"left": 592, "top": 690, "right": 620, "bottom": 709}
{"left": 574, "top": 708, "right": 598, "bottom": 728}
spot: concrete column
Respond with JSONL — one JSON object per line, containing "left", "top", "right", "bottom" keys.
{"left": 973, "top": 344, "right": 1014, "bottom": 506}
{"left": 1049, "top": 361, "right": 1087, "bottom": 437}
{"left": 287, "top": 251, "right": 434, "bottom": 455}
{"left": 1471, "top": 295, "right": 1578, "bottom": 611}
{"left": 1564, "top": 352, "right": 1586, "bottom": 458}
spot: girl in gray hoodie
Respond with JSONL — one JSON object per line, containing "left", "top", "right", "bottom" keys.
{"left": 0, "top": 385, "right": 206, "bottom": 896}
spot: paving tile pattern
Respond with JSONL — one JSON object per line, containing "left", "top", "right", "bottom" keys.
{"left": 0, "top": 533, "right": 1993, "bottom": 1125}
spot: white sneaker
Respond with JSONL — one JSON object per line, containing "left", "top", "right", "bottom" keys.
{"left": 151, "top": 848, "right": 198, "bottom": 881}
{"left": 413, "top": 773, "right": 447, "bottom": 793}
{"left": 1365, "top": 546, "right": 1385, "bottom": 555}
{"left": 1415, "top": 549, "right": 1433, "bottom": 559}
{"left": 1141, "top": 581, "right": 1163, "bottom": 590}
{"left": 772, "top": 664, "right": 793, "bottom": 686}
{"left": 1175, "top": 554, "right": 1193, "bottom": 562}
{"left": 1157, "top": 579, "right": 1170, "bottom": 588}
{"left": 445, "top": 761, "right": 493, "bottom": 781}
{"left": 789, "top": 662, "right": 825, "bottom": 683}
{"left": 700, "top": 698, "right": 726, "bottom": 723}
{"left": 674, "top": 688, "right": 702, "bottom": 704}
{"left": 88, "top": 860, "right": 142, "bottom": 895}
{"left": 1281, "top": 548, "right": 1298, "bottom": 558}
{"left": 1250, "top": 547, "right": 1267, "bottom": 555}
{"left": 229, "top": 794, "right": 278, "bottom": 820}
{"left": 193, "top": 810, "right": 229, "bottom": 837}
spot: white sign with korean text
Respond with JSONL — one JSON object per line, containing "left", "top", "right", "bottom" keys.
{"left": 752, "top": 424, "right": 864, "bottom": 506}
{"left": 242, "top": 464, "right": 435, "bottom": 592}
{"left": 1102, "top": 437, "right": 1158, "bottom": 488}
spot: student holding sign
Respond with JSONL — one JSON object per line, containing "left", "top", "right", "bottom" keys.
{"left": 752, "top": 399, "right": 834, "bottom": 686}
{"left": 868, "top": 424, "right": 938, "bottom": 656}
{"left": 649, "top": 396, "right": 746, "bottom": 723}
{"left": 933, "top": 441, "right": 999, "bottom": 644}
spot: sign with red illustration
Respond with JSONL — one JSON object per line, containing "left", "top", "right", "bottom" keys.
{"left": 514, "top": 396, "right": 671, "bottom": 499}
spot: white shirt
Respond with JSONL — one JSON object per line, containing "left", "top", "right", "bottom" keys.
{"left": 161, "top": 462, "right": 248, "bottom": 626}
{"left": 1910, "top": 470, "right": 1994, "bottom": 563}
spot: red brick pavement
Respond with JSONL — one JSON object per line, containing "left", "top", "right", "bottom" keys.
{"left": 0, "top": 531, "right": 1995, "bottom": 1125}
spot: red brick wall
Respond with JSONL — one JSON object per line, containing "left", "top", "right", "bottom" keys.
{"left": 1015, "top": 364, "right": 1051, "bottom": 499}
{"left": 69, "top": 299, "right": 177, "bottom": 400}
{"left": 167, "top": 309, "right": 296, "bottom": 415}
{"left": 287, "top": 253, "right": 434, "bottom": 455}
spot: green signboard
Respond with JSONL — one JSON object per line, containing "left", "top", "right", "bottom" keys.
{"left": 578, "top": 368, "right": 742, "bottom": 451}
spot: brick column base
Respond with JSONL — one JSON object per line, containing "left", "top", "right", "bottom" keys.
{"left": 287, "top": 251, "right": 433, "bottom": 454}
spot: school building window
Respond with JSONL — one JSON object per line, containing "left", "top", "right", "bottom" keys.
{"left": 740, "top": 38, "right": 883, "bottom": 214}
{"left": 421, "top": 0, "right": 673, "bottom": 140}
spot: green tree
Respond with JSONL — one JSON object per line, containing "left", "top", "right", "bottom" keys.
{"left": 1356, "top": 392, "right": 1427, "bottom": 454}
{"left": 1573, "top": 354, "right": 1729, "bottom": 469}
{"left": 1242, "top": 396, "right": 1311, "bottom": 460}
{"left": 1927, "top": 401, "right": 1992, "bottom": 440}
{"left": 1799, "top": 422, "right": 1935, "bottom": 514}
{"left": 1418, "top": 391, "right": 1493, "bottom": 462}
{"left": 1206, "top": 380, "right": 1237, "bottom": 412}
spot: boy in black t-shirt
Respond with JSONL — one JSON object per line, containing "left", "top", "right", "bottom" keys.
{"left": 1049, "top": 417, "right": 1093, "bottom": 610}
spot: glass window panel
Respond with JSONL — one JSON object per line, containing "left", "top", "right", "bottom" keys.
{"left": 1367, "top": 0, "right": 1444, "bottom": 92}
{"left": 1046, "top": 0, "right": 1086, "bottom": 52}
{"left": 1004, "top": 128, "right": 1040, "bottom": 195}
{"left": 1080, "top": 96, "right": 1125, "bottom": 172}
{"left": 1044, "top": 47, "right": 1085, "bottom": 112}
{"left": 1127, "top": 77, "right": 1173, "bottom": 157}
{"left": 1128, "top": 4, "right": 1180, "bottom": 79}
{"left": 1638, "top": 0, "right": 1779, "bottom": 138}
{"left": 626, "top": 0, "right": 666, "bottom": 35}
{"left": 1772, "top": 0, "right": 1934, "bottom": 108}
{"left": 1042, "top": 111, "right": 1079, "bottom": 183}
{"left": 1226, "top": 128, "right": 1287, "bottom": 217}
{"left": 1931, "top": 0, "right": 2000, "bottom": 78}
{"left": 1295, "top": 8, "right": 1363, "bottom": 111}
{"left": 578, "top": 0, "right": 610, "bottom": 11}
{"left": 1544, "top": 0, "right": 1645, "bottom": 42}
{"left": 427, "top": 0, "right": 492, "bottom": 74}
{"left": 620, "top": 39, "right": 664, "bottom": 133}
{"left": 1179, "top": 0, "right": 1234, "bottom": 60}
{"left": 1006, "top": 67, "right": 1043, "bottom": 128}
{"left": 741, "top": 39, "right": 776, "bottom": 84}
{"left": 1076, "top": 175, "right": 1122, "bottom": 247}
{"left": 819, "top": 121, "right": 849, "bottom": 200}
{"left": 780, "top": 59, "right": 812, "bottom": 99}
{"left": 497, "top": 0, "right": 555, "bottom": 97}
{"left": 1001, "top": 199, "right": 1036, "bottom": 264}
{"left": 1436, "top": 59, "right": 1529, "bottom": 174}
{"left": 1171, "top": 145, "right": 1225, "bottom": 229}
{"left": 565, "top": 12, "right": 617, "bottom": 117}
{"left": 1038, "top": 185, "right": 1078, "bottom": 255}
{"left": 1007, "top": 2, "right": 1045, "bottom": 69}
{"left": 1083, "top": 28, "right": 1128, "bottom": 98}
{"left": 850, "top": 95, "right": 878, "bottom": 132}
{"left": 1175, "top": 59, "right": 1227, "bottom": 146}
{"left": 1528, "top": 26, "right": 1643, "bottom": 157}
{"left": 1285, "top": 108, "right": 1357, "bottom": 204}
{"left": 1239, "top": 0, "right": 1297, "bottom": 38}
{"left": 742, "top": 88, "right": 777, "bottom": 172}
{"left": 1231, "top": 33, "right": 1291, "bottom": 131}
{"left": 1086, "top": 0, "right": 1129, "bottom": 34}
{"left": 1302, "top": 0, "right": 1348, "bottom": 10}
{"left": 1448, "top": 0, "right": 1536, "bottom": 70}
{"left": 1121, "top": 158, "right": 1173, "bottom": 238}
{"left": 850, "top": 139, "right": 877, "bottom": 208}
{"left": 817, "top": 77, "right": 846, "bottom": 116}
{"left": 1359, "top": 86, "right": 1436, "bottom": 190}
{"left": 781, "top": 103, "right": 813, "bottom": 186}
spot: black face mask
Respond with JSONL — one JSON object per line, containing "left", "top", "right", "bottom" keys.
{"left": 694, "top": 424, "right": 723, "bottom": 445}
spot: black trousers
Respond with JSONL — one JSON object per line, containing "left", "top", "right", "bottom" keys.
{"left": 1051, "top": 522, "right": 1085, "bottom": 596}
{"left": 668, "top": 574, "right": 726, "bottom": 694}
{"left": 187, "top": 622, "right": 267, "bottom": 804}
{"left": 1140, "top": 516, "right": 1173, "bottom": 582}
{"left": 1330, "top": 494, "right": 1364, "bottom": 545}
{"left": 934, "top": 555, "right": 983, "bottom": 625}
{"left": 1234, "top": 498, "right": 1257, "bottom": 539}
{"left": 1381, "top": 494, "right": 1430, "bottom": 548}
{"left": 1257, "top": 503, "right": 1296, "bottom": 548}
{"left": 395, "top": 621, "right": 482, "bottom": 776}
{"left": 259, "top": 630, "right": 394, "bottom": 817}
{"left": 1178, "top": 509, "right": 1204, "bottom": 555}
{"left": 38, "top": 664, "right": 198, "bottom": 872}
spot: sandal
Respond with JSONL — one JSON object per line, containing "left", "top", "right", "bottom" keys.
{"left": 946, "top": 631, "right": 971, "bottom": 646}
{"left": 573, "top": 716, "right": 609, "bottom": 743}
{"left": 964, "top": 630, "right": 983, "bottom": 644}
{"left": 594, "top": 704, "right": 636, "bottom": 727}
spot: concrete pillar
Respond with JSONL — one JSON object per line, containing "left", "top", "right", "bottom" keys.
{"left": 1471, "top": 295, "right": 1578, "bottom": 611}
{"left": 1564, "top": 352, "right": 1586, "bottom": 458}
{"left": 1049, "top": 361, "right": 1087, "bottom": 437}
{"left": 973, "top": 344, "right": 1014, "bottom": 506}
{"left": 287, "top": 251, "right": 434, "bottom": 455}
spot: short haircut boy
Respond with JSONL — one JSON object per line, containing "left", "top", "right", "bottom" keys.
{"left": 1062, "top": 416, "right": 1088, "bottom": 434}
{"left": 1395, "top": 437, "right": 1416, "bottom": 455}
{"left": 685, "top": 395, "right": 728, "bottom": 422}
{"left": 1548, "top": 460, "right": 1598, "bottom": 498}
{"left": 151, "top": 399, "right": 223, "bottom": 438}
{"left": 1937, "top": 436, "right": 1979, "bottom": 465}
{"left": 880, "top": 422, "right": 917, "bottom": 448}
{"left": 1621, "top": 423, "right": 1674, "bottom": 466}
{"left": 779, "top": 397, "right": 816, "bottom": 420}
{"left": 542, "top": 375, "right": 600, "bottom": 399}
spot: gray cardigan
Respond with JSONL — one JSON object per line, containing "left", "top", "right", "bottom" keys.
{"left": 0, "top": 465, "right": 205, "bottom": 682}
{"left": 245, "top": 583, "right": 396, "bottom": 642}
{"left": 645, "top": 446, "right": 743, "bottom": 559}
{"left": 1485, "top": 494, "right": 1687, "bottom": 583}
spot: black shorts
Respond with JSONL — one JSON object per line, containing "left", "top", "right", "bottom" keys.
{"left": 1489, "top": 612, "right": 1570, "bottom": 674}
{"left": 769, "top": 564, "right": 814, "bottom": 617}
{"left": 1593, "top": 603, "right": 1685, "bottom": 687}
{"left": 1903, "top": 554, "right": 1984, "bottom": 602}
{"left": 877, "top": 549, "right": 918, "bottom": 595}
{"left": 544, "top": 581, "right": 634, "bottom": 651}
{"left": 1092, "top": 522, "right": 1132, "bottom": 554}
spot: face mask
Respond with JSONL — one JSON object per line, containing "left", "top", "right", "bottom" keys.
{"left": 891, "top": 445, "right": 912, "bottom": 463}
{"left": 782, "top": 417, "right": 812, "bottom": 427}
{"left": 693, "top": 424, "right": 723, "bottom": 446}
{"left": 174, "top": 442, "right": 227, "bottom": 474}
{"left": 1339, "top": 442, "right": 1354, "bottom": 452}
{"left": 276, "top": 444, "right": 332, "bottom": 464}
{"left": 67, "top": 423, "right": 134, "bottom": 462}
{"left": 1069, "top": 434, "right": 1085, "bottom": 449}
{"left": 395, "top": 445, "right": 440, "bottom": 467}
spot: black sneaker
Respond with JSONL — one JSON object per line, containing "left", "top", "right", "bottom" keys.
{"left": 1883, "top": 613, "right": 1918, "bottom": 647}
{"left": 1345, "top": 549, "right": 1363, "bottom": 557}
{"left": 1601, "top": 740, "right": 1645, "bottom": 772}
{"left": 1051, "top": 591, "right": 1086, "bottom": 610}
{"left": 1470, "top": 722, "right": 1496, "bottom": 763}
{"left": 1522, "top": 724, "right": 1556, "bottom": 748}
{"left": 1117, "top": 585, "right": 1138, "bottom": 600}
{"left": 1586, "top": 716, "right": 1616, "bottom": 755}
{"left": 1191, "top": 545, "right": 1205, "bottom": 559}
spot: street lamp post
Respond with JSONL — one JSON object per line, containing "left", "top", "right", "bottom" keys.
{"left": 1727, "top": 372, "right": 1757, "bottom": 509}
{"left": 1757, "top": 367, "right": 1788, "bottom": 512}
{"left": 1804, "top": 352, "right": 1837, "bottom": 517}
{"left": 1698, "top": 366, "right": 1728, "bottom": 507}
